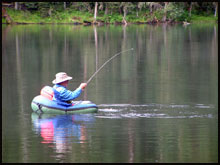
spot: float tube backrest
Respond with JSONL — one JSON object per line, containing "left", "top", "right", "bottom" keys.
{"left": 40, "top": 86, "right": 54, "bottom": 100}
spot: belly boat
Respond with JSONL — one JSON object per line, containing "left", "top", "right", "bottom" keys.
{"left": 31, "top": 86, "right": 98, "bottom": 114}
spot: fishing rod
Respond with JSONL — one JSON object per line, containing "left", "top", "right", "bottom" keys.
{"left": 86, "top": 48, "right": 134, "bottom": 85}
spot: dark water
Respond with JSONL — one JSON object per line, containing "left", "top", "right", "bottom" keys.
{"left": 2, "top": 23, "right": 218, "bottom": 163}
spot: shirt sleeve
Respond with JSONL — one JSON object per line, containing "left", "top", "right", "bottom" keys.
{"left": 60, "top": 87, "right": 82, "bottom": 101}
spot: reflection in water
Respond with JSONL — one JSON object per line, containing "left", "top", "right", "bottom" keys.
{"left": 32, "top": 113, "right": 95, "bottom": 154}
{"left": 128, "top": 119, "right": 134, "bottom": 163}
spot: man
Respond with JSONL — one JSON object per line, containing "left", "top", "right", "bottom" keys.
{"left": 52, "top": 72, "right": 87, "bottom": 104}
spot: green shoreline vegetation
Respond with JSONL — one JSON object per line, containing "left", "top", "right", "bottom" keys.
{"left": 2, "top": 2, "right": 218, "bottom": 25}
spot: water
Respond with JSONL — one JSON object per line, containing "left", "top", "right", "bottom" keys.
{"left": 2, "top": 23, "right": 218, "bottom": 163}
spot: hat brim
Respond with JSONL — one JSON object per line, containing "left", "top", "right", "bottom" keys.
{"left": 52, "top": 77, "right": 72, "bottom": 84}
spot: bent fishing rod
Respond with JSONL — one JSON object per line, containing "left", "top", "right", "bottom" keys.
{"left": 86, "top": 48, "right": 134, "bottom": 85}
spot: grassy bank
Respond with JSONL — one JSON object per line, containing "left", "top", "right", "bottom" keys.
{"left": 2, "top": 8, "right": 218, "bottom": 24}
{"left": 190, "top": 15, "right": 218, "bottom": 23}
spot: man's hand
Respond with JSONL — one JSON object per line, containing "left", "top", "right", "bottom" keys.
{"left": 79, "top": 83, "right": 87, "bottom": 90}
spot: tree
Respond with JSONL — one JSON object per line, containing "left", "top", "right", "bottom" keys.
{"left": 120, "top": 2, "right": 133, "bottom": 24}
{"left": 187, "top": 2, "right": 198, "bottom": 17}
{"left": 136, "top": 2, "right": 146, "bottom": 17}
{"left": 75, "top": 2, "right": 93, "bottom": 13}
{"left": 2, "top": 7, "right": 13, "bottom": 23}
{"left": 94, "top": 2, "right": 98, "bottom": 22}
{"left": 108, "top": 2, "right": 120, "bottom": 15}
{"left": 86, "top": 2, "right": 93, "bottom": 13}
{"left": 146, "top": 2, "right": 162, "bottom": 13}
{"left": 189, "top": 2, "right": 193, "bottom": 17}
{"left": 162, "top": 2, "right": 169, "bottom": 22}
{"left": 15, "top": 2, "right": 18, "bottom": 10}
{"left": 104, "top": 2, "right": 108, "bottom": 15}
{"left": 98, "top": 2, "right": 104, "bottom": 11}
{"left": 213, "top": 2, "right": 218, "bottom": 17}
{"left": 64, "top": 2, "right": 66, "bottom": 10}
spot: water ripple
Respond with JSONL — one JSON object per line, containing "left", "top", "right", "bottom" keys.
{"left": 96, "top": 103, "right": 216, "bottom": 119}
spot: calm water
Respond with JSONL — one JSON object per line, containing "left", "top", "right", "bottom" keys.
{"left": 2, "top": 23, "right": 218, "bottom": 163}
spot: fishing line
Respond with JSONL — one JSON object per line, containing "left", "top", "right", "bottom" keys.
{"left": 86, "top": 48, "right": 134, "bottom": 85}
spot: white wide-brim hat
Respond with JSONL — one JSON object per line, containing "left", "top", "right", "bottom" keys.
{"left": 52, "top": 72, "right": 72, "bottom": 84}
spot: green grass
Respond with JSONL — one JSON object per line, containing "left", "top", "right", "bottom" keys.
{"left": 190, "top": 14, "right": 218, "bottom": 23}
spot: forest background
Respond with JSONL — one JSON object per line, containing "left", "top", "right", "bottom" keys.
{"left": 2, "top": 2, "right": 218, "bottom": 25}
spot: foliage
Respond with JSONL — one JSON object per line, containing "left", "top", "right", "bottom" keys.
{"left": 166, "top": 3, "right": 186, "bottom": 21}
{"left": 2, "top": 2, "right": 218, "bottom": 24}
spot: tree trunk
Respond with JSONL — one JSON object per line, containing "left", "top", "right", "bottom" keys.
{"left": 64, "top": 2, "right": 66, "bottom": 10}
{"left": 122, "top": 6, "right": 127, "bottom": 25}
{"left": 15, "top": 2, "right": 18, "bottom": 10}
{"left": 162, "top": 2, "right": 168, "bottom": 22}
{"left": 119, "top": 7, "right": 122, "bottom": 15}
{"left": 2, "top": 7, "right": 13, "bottom": 24}
{"left": 189, "top": 2, "right": 192, "bottom": 17}
{"left": 124, "top": 7, "right": 126, "bottom": 18}
{"left": 149, "top": 4, "right": 153, "bottom": 13}
{"left": 48, "top": 8, "right": 53, "bottom": 17}
{"left": 105, "top": 3, "right": 108, "bottom": 15}
{"left": 87, "top": 3, "right": 92, "bottom": 13}
{"left": 214, "top": 2, "right": 218, "bottom": 17}
{"left": 94, "top": 2, "right": 98, "bottom": 22}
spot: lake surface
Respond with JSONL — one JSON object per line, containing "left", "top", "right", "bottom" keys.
{"left": 2, "top": 23, "right": 218, "bottom": 163}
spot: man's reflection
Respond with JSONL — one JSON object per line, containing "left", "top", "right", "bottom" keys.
{"left": 32, "top": 113, "right": 95, "bottom": 153}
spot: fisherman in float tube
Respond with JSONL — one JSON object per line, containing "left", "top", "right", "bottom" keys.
{"left": 33, "top": 49, "right": 133, "bottom": 112}
{"left": 42, "top": 49, "right": 134, "bottom": 105}
{"left": 52, "top": 72, "right": 87, "bottom": 104}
